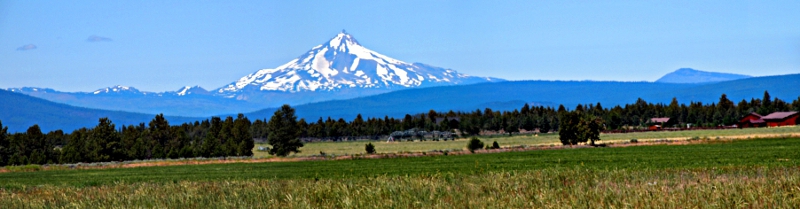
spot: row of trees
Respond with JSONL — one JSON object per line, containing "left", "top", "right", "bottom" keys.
{"left": 1, "top": 91, "right": 798, "bottom": 166}
{"left": 252, "top": 92, "right": 800, "bottom": 141}
{"left": 0, "top": 114, "right": 255, "bottom": 166}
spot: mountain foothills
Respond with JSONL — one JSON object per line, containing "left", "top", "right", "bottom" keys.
{"left": 0, "top": 89, "right": 201, "bottom": 133}
{"left": 2, "top": 73, "right": 799, "bottom": 133}
{"left": 250, "top": 73, "right": 800, "bottom": 121}
{"left": 656, "top": 68, "right": 752, "bottom": 84}
{"left": 6, "top": 31, "right": 499, "bottom": 117}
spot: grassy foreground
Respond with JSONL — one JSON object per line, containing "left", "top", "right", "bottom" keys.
{"left": 2, "top": 137, "right": 799, "bottom": 188}
{"left": 3, "top": 167, "right": 799, "bottom": 208}
{"left": 258, "top": 126, "right": 800, "bottom": 157}
{"left": 1, "top": 137, "right": 799, "bottom": 208}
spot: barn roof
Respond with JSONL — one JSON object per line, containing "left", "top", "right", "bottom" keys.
{"left": 649, "top": 117, "right": 671, "bottom": 123}
{"left": 748, "top": 112, "right": 763, "bottom": 117}
{"left": 762, "top": 111, "right": 799, "bottom": 120}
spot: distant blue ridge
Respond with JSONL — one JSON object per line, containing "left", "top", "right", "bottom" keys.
{"left": 656, "top": 68, "right": 752, "bottom": 84}
{"left": 2, "top": 73, "right": 799, "bottom": 133}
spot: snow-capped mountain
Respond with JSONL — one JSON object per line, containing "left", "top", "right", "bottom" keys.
{"left": 216, "top": 31, "right": 498, "bottom": 97}
{"left": 6, "top": 31, "right": 502, "bottom": 116}
{"left": 175, "top": 86, "right": 210, "bottom": 96}
{"left": 7, "top": 87, "right": 59, "bottom": 94}
{"left": 8, "top": 85, "right": 210, "bottom": 97}
{"left": 92, "top": 85, "right": 148, "bottom": 95}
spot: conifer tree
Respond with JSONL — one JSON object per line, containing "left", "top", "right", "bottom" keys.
{"left": 234, "top": 114, "right": 253, "bottom": 156}
{"left": 267, "top": 104, "right": 304, "bottom": 156}
{"left": 0, "top": 121, "right": 7, "bottom": 166}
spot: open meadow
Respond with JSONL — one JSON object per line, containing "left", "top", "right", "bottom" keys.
{"left": 2, "top": 134, "right": 800, "bottom": 208}
{"left": 258, "top": 126, "right": 800, "bottom": 157}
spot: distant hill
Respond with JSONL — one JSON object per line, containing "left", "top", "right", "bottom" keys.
{"left": 650, "top": 73, "right": 800, "bottom": 102}
{"left": 0, "top": 89, "right": 201, "bottom": 133}
{"left": 656, "top": 68, "right": 752, "bottom": 84}
{"left": 248, "top": 81, "right": 694, "bottom": 120}
{"left": 246, "top": 74, "right": 800, "bottom": 121}
{"left": 6, "top": 86, "right": 265, "bottom": 117}
{"left": 4, "top": 74, "right": 799, "bottom": 133}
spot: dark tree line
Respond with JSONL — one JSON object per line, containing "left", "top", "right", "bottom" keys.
{"left": 249, "top": 91, "right": 800, "bottom": 142}
{"left": 1, "top": 91, "right": 799, "bottom": 166}
{"left": 0, "top": 114, "right": 254, "bottom": 166}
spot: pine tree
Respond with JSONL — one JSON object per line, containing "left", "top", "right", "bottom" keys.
{"left": 148, "top": 114, "right": 171, "bottom": 158}
{"left": 520, "top": 103, "right": 531, "bottom": 115}
{"left": 86, "top": 118, "right": 117, "bottom": 162}
{"left": 558, "top": 111, "right": 581, "bottom": 145}
{"left": 267, "top": 104, "right": 304, "bottom": 156}
{"left": 759, "top": 91, "right": 773, "bottom": 115}
{"left": 60, "top": 128, "right": 87, "bottom": 163}
{"left": 220, "top": 116, "right": 236, "bottom": 156}
{"left": 234, "top": 114, "right": 254, "bottom": 156}
{"left": 365, "top": 143, "right": 376, "bottom": 154}
{"left": 201, "top": 117, "right": 222, "bottom": 157}
{"left": 0, "top": 121, "right": 8, "bottom": 166}
{"left": 539, "top": 117, "right": 551, "bottom": 133}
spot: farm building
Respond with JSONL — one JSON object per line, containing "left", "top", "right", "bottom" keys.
{"left": 739, "top": 111, "right": 798, "bottom": 128}
{"left": 739, "top": 112, "right": 765, "bottom": 128}
{"left": 647, "top": 117, "right": 673, "bottom": 130}
{"left": 762, "top": 111, "right": 799, "bottom": 127}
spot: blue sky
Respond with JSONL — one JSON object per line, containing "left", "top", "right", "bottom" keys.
{"left": 1, "top": 0, "right": 799, "bottom": 92}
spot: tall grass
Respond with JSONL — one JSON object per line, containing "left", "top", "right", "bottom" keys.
{"left": 2, "top": 166, "right": 798, "bottom": 208}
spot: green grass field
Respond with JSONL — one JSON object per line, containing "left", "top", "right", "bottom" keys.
{"left": 256, "top": 126, "right": 800, "bottom": 157}
{"left": 2, "top": 137, "right": 799, "bottom": 208}
{"left": 2, "top": 137, "right": 799, "bottom": 188}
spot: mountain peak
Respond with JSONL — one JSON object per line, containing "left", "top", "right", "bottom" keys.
{"left": 674, "top": 68, "right": 701, "bottom": 73}
{"left": 176, "top": 85, "right": 209, "bottom": 96}
{"left": 656, "top": 68, "right": 752, "bottom": 84}
{"left": 93, "top": 85, "right": 140, "bottom": 94}
{"left": 215, "top": 31, "right": 497, "bottom": 96}
{"left": 326, "top": 31, "right": 362, "bottom": 51}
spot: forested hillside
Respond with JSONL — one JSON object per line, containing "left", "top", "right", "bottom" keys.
{"left": 253, "top": 74, "right": 800, "bottom": 121}
{"left": 0, "top": 89, "right": 200, "bottom": 133}
{"left": 2, "top": 91, "right": 798, "bottom": 166}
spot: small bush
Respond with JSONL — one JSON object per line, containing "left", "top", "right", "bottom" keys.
{"left": 630, "top": 139, "right": 638, "bottom": 143}
{"left": 365, "top": 143, "right": 376, "bottom": 154}
{"left": 467, "top": 137, "right": 485, "bottom": 153}
{"left": 6, "top": 164, "right": 42, "bottom": 172}
{"left": 492, "top": 141, "right": 500, "bottom": 149}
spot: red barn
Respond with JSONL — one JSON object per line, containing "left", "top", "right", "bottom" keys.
{"left": 739, "top": 112, "right": 765, "bottom": 128}
{"left": 761, "top": 111, "right": 799, "bottom": 127}
{"left": 648, "top": 117, "right": 672, "bottom": 130}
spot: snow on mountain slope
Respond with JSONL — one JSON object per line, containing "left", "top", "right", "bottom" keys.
{"left": 175, "top": 86, "right": 210, "bottom": 96}
{"left": 216, "top": 31, "right": 498, "bottom": 97}
{"left": 8, "top": 85, "right": 210, "bottom": 97}
{"left": 92, "top": 85, "right": 146, "bottom": 95}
